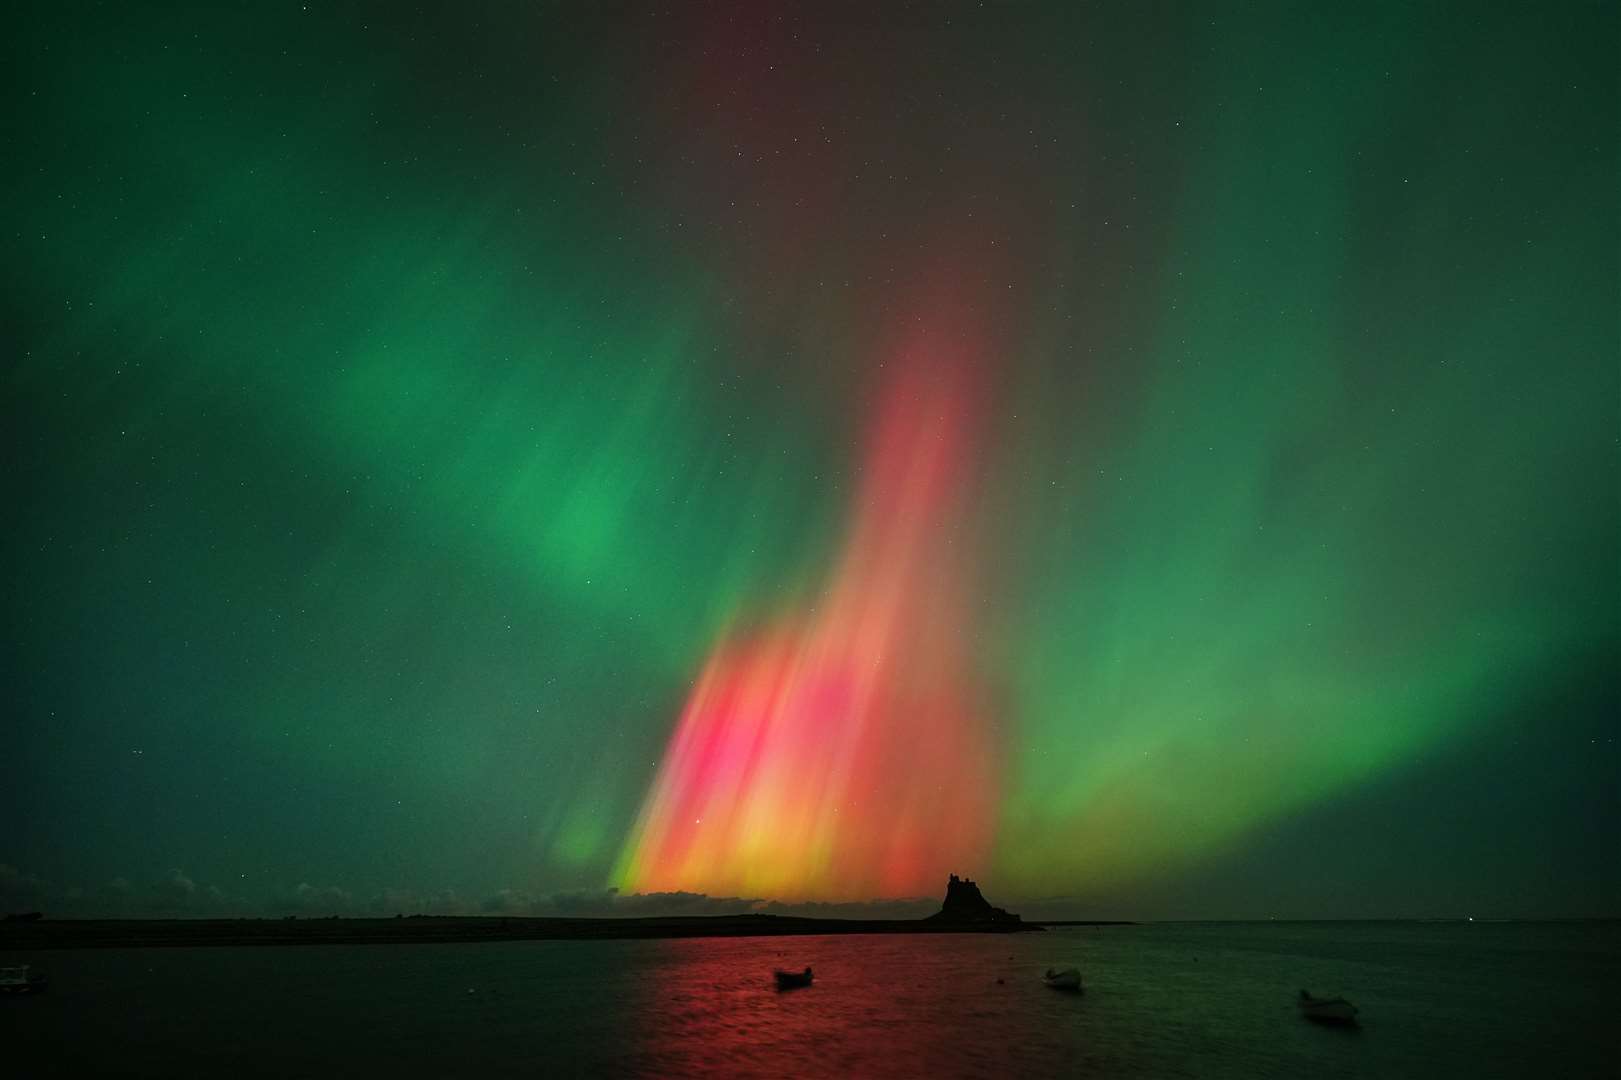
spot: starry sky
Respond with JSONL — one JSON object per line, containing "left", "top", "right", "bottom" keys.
{"left": 4, "top": 2, "right": 1616, "bottom": 921}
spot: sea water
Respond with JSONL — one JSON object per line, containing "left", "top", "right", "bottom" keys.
{"left": 5, "top": 921, "right": 1616, "bottom": 1077}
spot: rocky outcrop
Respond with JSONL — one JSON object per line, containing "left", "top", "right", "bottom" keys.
{"left": 925, "top": 874, "right": 1024, "bottom": 925}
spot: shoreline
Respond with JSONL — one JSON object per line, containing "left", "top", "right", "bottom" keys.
{"left": 0, "top": 915, "right": 1133, "bottom": 951}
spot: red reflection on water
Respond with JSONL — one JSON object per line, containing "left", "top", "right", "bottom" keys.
{"left": 616, "top": 934, "right": 1085, "bottom": 1077}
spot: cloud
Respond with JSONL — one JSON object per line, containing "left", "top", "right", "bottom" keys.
{"left": 278, "top": 882, "right": 354, "bottom": 915}
{"left": 0, "top": 864, "right": 949, "bottom": 922}
{"left": 756, "top": 896, "right": 938, "bottom": 920}
{"left": 479, "top": 888, "right": 536, "bottom": 915}
{"left": 486, "top": 888, "right": 939, "bottom": 920}
{"left": 532, "top": 887, "right": 763, "bottom": 918}
{"left": 160, "top": 868, "right": 197, "bottom": 898}
{"left": 0, "top": 866, "right": 253, "bottom": 918}
{"left": 0, "top": 863, "right": 47, "bottom": 911}
{"left": 139, "top": 869, "right": 253, "bottom": 916}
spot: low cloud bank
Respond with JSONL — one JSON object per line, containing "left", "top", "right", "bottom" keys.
{"left": 0, "top": 864, "right": 939, "bottom": 921}
{"left": 758, "top": 897, "right": 938, "bottom": 920}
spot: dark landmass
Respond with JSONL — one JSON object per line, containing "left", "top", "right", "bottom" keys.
{"left": 0, "top": 876, "right": 1134, "bottom": 950}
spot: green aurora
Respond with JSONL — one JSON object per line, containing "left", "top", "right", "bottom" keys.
{"left": 4, "top": 2, "right": 1616, "bottom": 919}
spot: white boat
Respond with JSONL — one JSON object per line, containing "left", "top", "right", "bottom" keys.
{"left": 774, "top": 966, "right": 813, "bottom": 990}
{"left": 1043, "top": 967, "right": 1082, "bottom": 991}
{"left": 0, "top": 965, "right": 47, "bottom": 995}
{"left": 1297, "top": 990, "right": 1358, "bottom": 1024}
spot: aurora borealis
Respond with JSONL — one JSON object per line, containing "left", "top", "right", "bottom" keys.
{"left": 618, "top": 312, "right": 1000, "bottom": 900}
{"left": 4, "top": 2, "right": 1617, "bottom": 920}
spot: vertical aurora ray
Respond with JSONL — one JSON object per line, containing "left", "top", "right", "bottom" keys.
{"left": 981, "top": 7, "right": 1620, "bottom": 908}
{"left": 616, "top": 321, "right": 999, "bottom": 900}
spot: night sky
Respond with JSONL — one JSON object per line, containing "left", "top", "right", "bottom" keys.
{"left": 5, "top": 2, "right": 1616, "bottom": 921}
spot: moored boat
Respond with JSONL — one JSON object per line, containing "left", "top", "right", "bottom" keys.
{"left": 1297, "top": 989, "right": 1358, "bottom": 1024}
{"left": 0, "top": 965, "right": 47, "bottom": 995}
{"left": 1043, "top": 967, "right": 1082, "bottom": 991}
{"left": 774, "top": 966, "right": 813, "bottom": 990}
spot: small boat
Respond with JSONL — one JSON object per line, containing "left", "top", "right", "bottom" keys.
{"left": 1297, "top": 989, "right": 1358, "bottom": 1024}
{"left": 1043, "top": 967, "right": 1082, "bottom": 991}
{"left": 774, "top": 966, "right": 813, "bottom": 990}
{"left": 0, "top": 965, "right": 47, "bottom": 996}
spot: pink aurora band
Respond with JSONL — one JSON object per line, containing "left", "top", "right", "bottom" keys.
{"left": 615, "top": 316, "right": 1001, "bottom": 901}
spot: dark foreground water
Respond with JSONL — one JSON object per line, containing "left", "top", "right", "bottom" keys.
{"left": 5, "top": 921, "right": 1617, "bottom": 1077}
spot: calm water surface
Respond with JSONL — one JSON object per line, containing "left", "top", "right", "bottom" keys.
{"left": 6, "top": 922, "right": 1616, "bottom": 1077}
